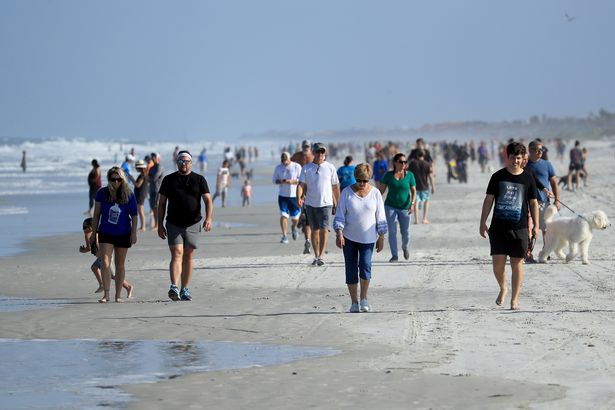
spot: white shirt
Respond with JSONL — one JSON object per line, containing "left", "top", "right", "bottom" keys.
{"left": 272, "top": 161, "right": 302, "bottom": 198}
{"left": 333, "top": 186, "right": 387, "bottom": 244}
{"left": 217, "top": 167, "right": 230, "bottom": 188}
{"left": 299, "top": 161, "right": 339, "bottom": 207}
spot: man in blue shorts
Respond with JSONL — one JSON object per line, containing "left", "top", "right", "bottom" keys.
{"left": 157, "top": 151, "right": 213, "bottom": 301}
{"left": 272, "top": 152, "right": 302, "bottom": 243}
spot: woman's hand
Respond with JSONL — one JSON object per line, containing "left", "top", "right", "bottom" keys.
{"left": 335, "top": 231, "right": 344, "bottom": 248}
{"left": 376, "top": 235, "right": 384, "bottom": 252}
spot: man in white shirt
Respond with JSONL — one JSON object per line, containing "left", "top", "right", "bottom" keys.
{"left": 297, "top": 143, "right": 340, "bottom": 266}
{"left": 272, "top": 152, "right": 302, "bottom": 243}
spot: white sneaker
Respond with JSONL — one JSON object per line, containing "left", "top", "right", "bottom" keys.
{"left": 349, "top": 302, "right": 360, "bottom": 313}
{"left": 280, "top": 235, "right": 289, "bottom": 244}
{"left": 359, "top": 299, "right": 371, "bottom": 313}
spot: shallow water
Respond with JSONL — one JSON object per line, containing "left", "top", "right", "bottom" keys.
{"left": 0, "top": 338, "right": 338, "bottom": 409}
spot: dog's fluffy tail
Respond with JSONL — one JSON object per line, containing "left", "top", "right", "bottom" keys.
{"left": 544, "top": 205, "right": 558, "bottom": 223}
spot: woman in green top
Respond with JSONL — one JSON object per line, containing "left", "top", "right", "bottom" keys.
{"left": 377, "top": 153, "right": 417, "bottom": 262}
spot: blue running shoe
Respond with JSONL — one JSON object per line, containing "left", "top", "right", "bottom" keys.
{"left": 168, "top": 285, "right": 180, "bottom": 301}
{"left": 180, "top": 287, "right": 192, "bottom": 301}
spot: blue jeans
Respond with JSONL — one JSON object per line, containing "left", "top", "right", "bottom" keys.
{"left": 385, "top": 205, "right": 410, "bottom": 258}
{"left": 342, "top": 237, "right": 374, "bottom": 284}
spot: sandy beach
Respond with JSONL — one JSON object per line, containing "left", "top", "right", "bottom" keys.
{"left": 1, "top": 138, "right": 614, "bottom": 409}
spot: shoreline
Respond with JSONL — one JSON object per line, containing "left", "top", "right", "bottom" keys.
{"left": 1, "top": 138, "right": 614, "bottom": 408}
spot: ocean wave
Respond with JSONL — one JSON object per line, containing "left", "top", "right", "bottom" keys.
{"left": 0, "top": 206, "right": 28, "bottom": 215}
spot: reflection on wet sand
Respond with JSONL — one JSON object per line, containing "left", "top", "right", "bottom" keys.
{"left": 0, "top": 338, "right": 338, "bottom": 409}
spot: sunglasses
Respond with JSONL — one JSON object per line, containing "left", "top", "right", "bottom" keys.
{"left": 177, "top": 159, "right": 192, "bottom": 165}
{"left": 109, "top": 177, "right": 122, "bottom": 182}
{"left": 356, "top": 179, "right": 369, "bottom": 183}
{"left": 397, "top": 160, "right": 408, "bottom": 164}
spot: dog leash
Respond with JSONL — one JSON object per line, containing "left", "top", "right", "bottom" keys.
{"left": 556, "top": 199, "right": 589, "bottom": 223}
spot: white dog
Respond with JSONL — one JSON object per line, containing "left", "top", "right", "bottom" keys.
{"left": 538, "top": 205, "right": 610, "bottom": 264}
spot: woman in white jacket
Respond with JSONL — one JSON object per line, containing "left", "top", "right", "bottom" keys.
{"left": 333, "top": 163, "right": 388, "bottom": 313}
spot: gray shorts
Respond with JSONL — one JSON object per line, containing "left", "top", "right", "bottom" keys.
{"left": 166, "top": 221, "right": 201, "bottom": 249}
{"left": 305, "top": 205, "right": 332, "bottom": 230}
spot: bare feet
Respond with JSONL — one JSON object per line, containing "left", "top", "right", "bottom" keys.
{"left": 115, "top": 298, "right": 124, "bottom": 303}
{"left": 139, "top": 227, "right": 146, "bottom": 232}
{"left": 99, "top": 296, "right": 109, "bottom": 303}
{"left": 150, "top": 225, "right": 158, "bottom": 231}
{"left": 496, "top": 288, "right": 508, "bottom": 306}
{"left": 422, "top": 219, "right": 430, "bottom": 224}
{"left": 510, "top": 300, "right": 520, "bottom": 311}
{"left": 126, "top": 284, "right": 134, "bottom": 298}
{"left": 94, "top": 285, "right": 104, "bottom": 294}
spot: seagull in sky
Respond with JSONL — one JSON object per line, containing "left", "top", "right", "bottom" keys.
{"left": 565, "top": 13, "right": 576, "bottom": 22}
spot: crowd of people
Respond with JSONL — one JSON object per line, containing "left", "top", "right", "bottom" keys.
{"left": 81, "top": 136, "right": 590, "bottom": 312}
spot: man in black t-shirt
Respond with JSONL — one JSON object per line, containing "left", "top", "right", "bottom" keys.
{"left": 480, "top": 142, "right": 539, "bottom": 311}
{"left": 158, "top": 150, "right": 213, "bottom": 301}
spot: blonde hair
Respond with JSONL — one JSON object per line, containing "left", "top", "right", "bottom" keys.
{"left": 106, "top": 167, "right": 132, "bottom": 204}
{"left": 354, "top": 163, "right": 372, "bottom": 180}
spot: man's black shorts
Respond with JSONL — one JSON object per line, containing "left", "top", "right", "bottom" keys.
{"left": 488, "top": 227, "right": 528, "bottom": 258}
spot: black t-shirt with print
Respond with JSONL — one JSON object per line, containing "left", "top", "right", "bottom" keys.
{"left": 159, "top": 171, "right": 210, "bottom": 227}
{"left": 486, "top": 168, "right": 537, "bottom": 230}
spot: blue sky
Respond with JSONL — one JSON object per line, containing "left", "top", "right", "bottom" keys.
{"left": 1, "top": 0, "right": 614, "bottom": 141}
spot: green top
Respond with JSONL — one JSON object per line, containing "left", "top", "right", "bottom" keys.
{"left": 381, "top": 170, "right": 416, "bottom": 210}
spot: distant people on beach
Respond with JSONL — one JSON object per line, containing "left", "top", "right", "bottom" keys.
{"left": 147, "top": 153, "right": 164, "bottom": 230}
{"left": 273, "top": 152, "right": 302, "bottom": 243}
{"left": 408, "top": 149, "right": 435, "bottom": 224}
{"left": 480, "top": 141, "right": 539, "bottom": 311}
{"left": 477, "top": 141, "right": 490, "bottom": 173}
{"left": 198, "top": 148, "right": 208, "bottom": 173}
{"left": 372, "top": 150, "right": 389, "bottom": 183}
{"left": 378, "top": 152, "right": 416, "bottom": 262}
{"left": 212, "top": 160, "right": 231, "bottom": 207}
{"left": 297, "top": 143, "right": 340, "bottom": 266}
{"left": 20, "top": 150, "right": 26, "bottom": 173}
{"left": 241, "top": 179, "right": 252, "bottom": 207}
{"left": 566, "top": 140, "right": 584, "bottom": 191}
{"left": 86, "top": 159, "right": 102, "bottom": 216}
{"left": 337, "top": 155, "right": 356, "bottom": 191}
{"left": 334, "top": 163, "right": 387, "bottom": 313}
{"left": 172, "top": 146, "right": 180, "bottom": 169}
{"left": 121, "top": 155, "right": 136, "bottom": 184}
{"left": 90, "top": 167, "right": 138, "bottom": 303}
{"left": 133, "top": 159, "right": 149, "bottom": 232}
{"left": 157, "top": 150, "right": 213, "bottom": 302}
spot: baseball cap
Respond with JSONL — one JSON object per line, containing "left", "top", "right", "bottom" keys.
{"left": 302, "top": 139, "right": 311, "bottom": 149}
{"left": 135, "top": 160, "right": 146, "bottom": 169}
{"left": 312, "top": 142, "right": 326, "bottom": 153}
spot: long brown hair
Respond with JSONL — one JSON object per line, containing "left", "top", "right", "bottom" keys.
{"left": 106, "top": 167, "right": 132, "bottom": 204}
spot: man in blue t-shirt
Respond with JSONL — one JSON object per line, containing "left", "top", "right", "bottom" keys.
{"left": 525, "top": 140, "right": 560, "bottom": 246}
{"left": 372, "top": 150, "right": 389, "bottom": 183}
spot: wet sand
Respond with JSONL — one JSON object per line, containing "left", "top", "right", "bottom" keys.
{"left": 1, "top": 138, "right": 615, "bottom": 409}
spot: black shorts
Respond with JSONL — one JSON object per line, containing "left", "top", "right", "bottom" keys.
{"left": 98, "top": 232, "right": 132, "bottom": 248}
{"left": 569, "top": 162, "right": 583, "bottom": 171}
{"left": 488, "top": 227, "right": 528, "bottom": 258}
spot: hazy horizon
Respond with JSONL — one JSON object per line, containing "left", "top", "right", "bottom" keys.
{"left": 2, "top": 0, "right": 614, "bottom": 141}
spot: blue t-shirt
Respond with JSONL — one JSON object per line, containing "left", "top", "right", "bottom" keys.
{"left": 337, "top": 165, "right": 356, "bottom": 190}
{"left": 373, "top": 159, "right": 389, "bottom": 182}
{"left": 95, "top": 187, "right": 138, "bottom": 236}
{"left": 525, "top": 159, "right": 555, "bottom": 203}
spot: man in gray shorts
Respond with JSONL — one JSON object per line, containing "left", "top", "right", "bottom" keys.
{"left": 157, "top": 150, "right": 213, "bottom": 301}
{"left": 297, "top": 142, "right": 340, "bottom": 266}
